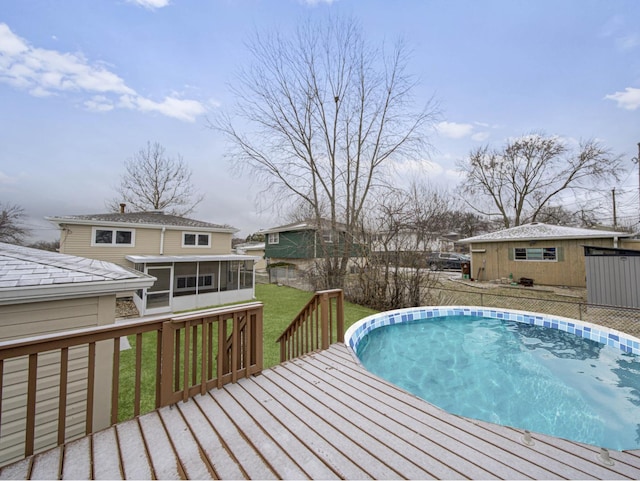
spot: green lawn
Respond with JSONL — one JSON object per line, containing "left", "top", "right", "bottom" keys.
{"left": 116, "top": 283, "right": 377, "bottom": 420}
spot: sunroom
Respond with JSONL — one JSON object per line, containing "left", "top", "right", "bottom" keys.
{"left": 126, "top": 254, "right": 259, "bottom": 316}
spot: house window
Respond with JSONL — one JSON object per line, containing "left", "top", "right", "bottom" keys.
{"left": 321, "top": 230, "right": 333, "bottom": 243}
{"left": 183, "top": 232, "right": 210, "bottom": 247}
{"left": 92, "top": 227, "right": 135, "bottom": 246}
{"left": 268, "top": 232, "right": 279, "bottom": 244}
{"left": 175, "top": 275, "right": 213, "bottom": 291}
{"left": 514, "top": 247, "right": 557, "bottom": 261}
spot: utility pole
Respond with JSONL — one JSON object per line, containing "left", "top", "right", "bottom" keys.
{"left": 634, "top": 143, "right": 640, "bottom": 225}
{"left": 612, "top": 188, "right": 617, "bottom": 228}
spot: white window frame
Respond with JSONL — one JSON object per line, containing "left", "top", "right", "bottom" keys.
{"left": 321, "top": 230, "right": 333, "bottom": 243}
{"left": 174, "top": 274, "right": 214, "bottom": 292}
{"left": 514, "top": 247, "right": 557, "bottom": 261}
{"left": 268, "top": 232, "right": 280, "bottom": 244}
{"left": 91, "top": 227, "right": 135, "bottom": 247}
{"left": 182, "top": 232, "right": 211, "bottom": 248}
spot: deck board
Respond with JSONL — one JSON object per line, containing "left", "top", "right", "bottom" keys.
{"left": 2, "top": 343, "right": 640, "bottom": 480}
{"left": 192, "top": 393, "right": 277, "bottom": 480}
{"left": 115, "top": 421, "right": 153, "bottom": 480}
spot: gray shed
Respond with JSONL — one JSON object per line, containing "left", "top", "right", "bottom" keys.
{"left": 584, "top": 245, "right": 640, "bottom": 308}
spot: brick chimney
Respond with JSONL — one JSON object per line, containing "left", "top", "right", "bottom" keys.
{"left": 119, "top": 203, "right": 126, "bottom": 213}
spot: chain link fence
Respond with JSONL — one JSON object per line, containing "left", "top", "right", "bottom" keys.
{"left": 427, "top": 286, "right": 640, "bottom": 339}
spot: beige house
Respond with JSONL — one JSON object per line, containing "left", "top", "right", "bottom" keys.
{"left": 235, "top": 242, "right": 266, "bottom": 271}
{"left": 458, "top": 222, "right": 639, "bottom": 287}
{"left": 0, "top": 242, "right": 154, "bottom": 465}
{"left": 46, "top": 210, "right": 238, "bottom": 267}
{"left": 46, "top": 210, "right": 259, "bottom": 315}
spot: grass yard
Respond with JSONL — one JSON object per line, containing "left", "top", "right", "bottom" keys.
{"left": 116, "top": 283, "right": 377, "bottom": 420}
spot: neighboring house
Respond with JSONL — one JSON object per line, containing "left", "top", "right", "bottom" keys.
{"left": 370, "top": 229, "right": 463, "bottom": 259}
{"left": 235, "top": 242, "right": 266, "bottom": 271}
{"left": 458, "top": 222, "right": 639, "bottom": 287}
{"left": 261, "top": 219, "right": 363, "bottom": 273}
{"left": 46, "top": 209, "right": 259, "bottom": 315}
{"left": 0, "top": 242, "right": 155, "bottom": 465}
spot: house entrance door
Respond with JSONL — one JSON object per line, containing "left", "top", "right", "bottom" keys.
{"left": 144, "top": 266, "right": 173, "bottom": 314}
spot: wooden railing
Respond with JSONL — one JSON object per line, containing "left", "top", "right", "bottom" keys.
{"left": 0, "top": 302, "right": 263, "bottom": 466}
{"left": 276, "top": 289, "right": 345, "bottom": 362}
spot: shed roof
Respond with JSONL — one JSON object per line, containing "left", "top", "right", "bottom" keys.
{"left": 459, "top": 222, "right": 633, "bottom": 244}
{"left": 46, "top": 212, "right": 237, "bottom": 233}
{"left": 0, "top": 242, "right": 155, "bottom": 304}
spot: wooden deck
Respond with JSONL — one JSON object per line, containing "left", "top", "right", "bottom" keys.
{"left": 2, "top": 343, "right": 640, "bottom": 480}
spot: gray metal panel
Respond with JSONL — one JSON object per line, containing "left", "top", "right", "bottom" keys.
{"left": 585, "top": 255, "right": 640, "bottom": 308}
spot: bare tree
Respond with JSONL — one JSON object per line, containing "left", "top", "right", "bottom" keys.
{"left": 0, "top": 202, "right": 30, "bottom": 244}
{"left": 215, "top": 15, "right": 436, "bottom": 288}
{"left": 107, "top": 141, "right": 204, "bottom": 216}
{"left": 348, "top": 182, "right": 449, "bottom": 310}
{"left": 28, "top": 240, "right": 59, "bottom": 252}
{"left": 457, "top": 134, "right": 624, "bottom": 228}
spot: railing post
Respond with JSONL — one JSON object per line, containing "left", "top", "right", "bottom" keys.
{"left": 336, "top": 290, "right": 345, "bottom": 343}
{"left": 321, "top": 292, "right": 330, "bottom": 350}
{"left": 254, "top": 308, "right": 264, "bottom": 373}
{"left": 160, "top": 321, "right": 174, "bottom": 407}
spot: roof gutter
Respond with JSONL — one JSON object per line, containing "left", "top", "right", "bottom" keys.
{"left": 0, "top": 277, "right": 156, "bottom": 306}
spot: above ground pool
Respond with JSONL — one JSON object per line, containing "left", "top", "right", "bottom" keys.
{"left": 345, "top": 307, "right": 640, "bottom": 451}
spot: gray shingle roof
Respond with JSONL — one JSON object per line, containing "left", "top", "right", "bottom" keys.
{"left": 46, "top": 212, "right": 236, "bottom": 231}
{"left": 0, "top": 242, "right": 151, "bottom": 289}
{"left": 459, "top": 222, "right": 634, "bottom": 244}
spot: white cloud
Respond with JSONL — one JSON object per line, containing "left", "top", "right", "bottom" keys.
{"left": 605, "top": 87, "right": 640, "bottom": 110}
{"left": 471, "top": 131, "right": 490, "bottom": 142}
{"left": 435, "top": 121, "right": 474, "bottom": 139}
{"left": 121, "top": 94, "right": 207, "bottom": 122}
{"left": 84, "top": 95, "right": 114, "bottom": 112}
{"left": 0, "top": 23, "right": 206, "bottom": 121}
{"left": 600, "top": 15, "right": 639, "bottom": 51}
{"left": 0, "top": 171, "right": 18, "bottom": 185}
{"left": 127, "top": 0, "right": 170, "bottom": 9}
{"left": 299, "top": 0, "right": 336, "bottom": 5}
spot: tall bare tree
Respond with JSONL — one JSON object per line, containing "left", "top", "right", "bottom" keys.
{"left": 457, "top": 134, "right": 624, "bottom": 228}
{"left": 107, "top": 141, "right": 203, "bottom": 216}
{"left": 0, "top": 202, "right": 30, "bottom": 244}
{"left": 215, "top": 16, "right": 436, "bottom": 288}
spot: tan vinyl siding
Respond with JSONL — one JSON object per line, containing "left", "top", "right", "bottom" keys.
{"left": 470, "top": 238, "right": 621, "bottom": 287}
{"left": 0, "top": 296, "right": 114, "bottom": 466}
{"left": 59, "top": 224, "right": 161, "bottom": 267}
{"left": 59, "top": 224, "right": 233, "bottom": 266}
{"left": 162, "top": 230, "right": 233, "bottom": 255}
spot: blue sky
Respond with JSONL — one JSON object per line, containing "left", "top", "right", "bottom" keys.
{"left": 1, "top": 0, "right": 639, "bottom": 241}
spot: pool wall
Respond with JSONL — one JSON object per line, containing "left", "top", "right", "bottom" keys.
{"left": 345, "top": 306, "right": 640, "bottom": 356}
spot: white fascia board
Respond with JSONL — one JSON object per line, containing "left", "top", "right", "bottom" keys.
{"left": 259, "top": 223, "right": 311, "bottom": 235}
{"left": 126, "top": 254, "right": 261, "bottom": 263}
{"left": 0, "top": 277, "right": 157, "bottom": 306}
{"left": 45, "top": 217, "right": 237, "bottom": 234}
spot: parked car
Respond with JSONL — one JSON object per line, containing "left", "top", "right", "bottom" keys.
{"left": 427, "top": 252, "right": 470, "bottom": 271}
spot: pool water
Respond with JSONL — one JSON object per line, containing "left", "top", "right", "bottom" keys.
{"left": 356, "top": 315, "right": 640, "bottom": 450}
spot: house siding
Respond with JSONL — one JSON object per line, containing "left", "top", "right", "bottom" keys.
{"left": 469, "top": 238, "right": 621, "bottom": 287}
{"left": 265, "top": 231, "right": 315, "bottom": 259}
{"left": 59, "top": 224, "right": 233, "bottom": 267}
{"left": 0, "top": 296, "right": 114, "bottom": 466}
{"left": 161, "top": 230, "right": 232, "bottom": 255}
